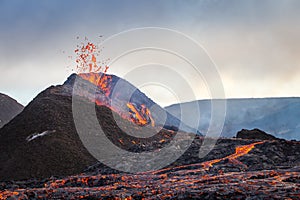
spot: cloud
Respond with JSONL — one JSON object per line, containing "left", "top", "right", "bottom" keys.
{"left": 0, "top": 0, "right": 299, "bottom": 105}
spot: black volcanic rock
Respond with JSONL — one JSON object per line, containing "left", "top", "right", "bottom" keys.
{"left": 1, "top": 73, "right": 300, "bottom": 199}
{"left": 0, "top": 89, "right": 97, "bottom": 181}
{"left": 0, "top": 93, "right": 23, "bottom": 128}
{"left": 0, "top": 88, "right": 180, "bottom": 180}
{"left": 1, "top": 138, "right": 299, "bottom": 199}
{"left": 236, "top": 128, "right": 278, "bottom": 140}
{"left": 2, "top": 73, "right": 299, "bottom": 184}
{"left": 0, "top": 74, "right": 194, "bottom": 181}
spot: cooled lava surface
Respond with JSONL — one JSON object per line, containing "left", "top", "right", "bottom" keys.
{"left": 1, "top": 139, "right": 299, "bottom": 199}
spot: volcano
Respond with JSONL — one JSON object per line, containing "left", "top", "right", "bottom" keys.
{"left": 1, "top": 73, "right": 299, "bottom": 199}
{"left": 66, "top": 73, "right": 199, "bottom": 134}
{"left": 0, "top": 73, "right": 196, "bottom": 181}
{"left": 0, "top": 93, "right": 23, "bottom": 128}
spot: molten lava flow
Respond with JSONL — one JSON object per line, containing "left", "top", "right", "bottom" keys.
{"left": 147, "top": 141, "right": 266, "bottom": 175}
{"left": 73, "top": 39, "right": 156, "bottom": 128}
{"left": 1, "top": 140, "right": 299, "bottom": 199}
{"left": 79, "top": 73, "right": 112, "bottom": 97}
{"left": 1, "top": 165, "right": 299, "bottom": 199}
{"left": 201, "top": 141, "right": 265, "bottom": 169}
{"left": 127, "top": 103, "right": 155, "bottom": 127}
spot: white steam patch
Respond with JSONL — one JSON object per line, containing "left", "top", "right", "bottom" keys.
{"left": 26, "top": 130, "right": 56, "bottom": 142}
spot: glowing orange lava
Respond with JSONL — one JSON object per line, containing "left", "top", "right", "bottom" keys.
{"left": 127, "top": 103, "right": 155, "bottom": 127}
{"left": 148, "top": 141, "right": 266, "bottom": 175}
{"left": 79, "top": 72, "right": 112, "bottom": 97}
{"left": 73, "top": 38, "right": 112, "bottom": 97}
{"left": 0, "top": 141, "right": 298, "bottom": 199}
{"left": 73, "top": 38, "right": 155, "bottom": 127}
{"left": 74, "top": 37, "right": 110, "bottom": 74}
{"left": 201, "top": 141, "right": 265, "bottom": 169}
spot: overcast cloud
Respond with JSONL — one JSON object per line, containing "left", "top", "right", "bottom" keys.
{"left": 0, "top": 0, "right": 299, "bottom": 106}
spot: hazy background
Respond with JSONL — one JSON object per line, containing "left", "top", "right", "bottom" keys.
{"left": 0, "top": 0, "right": 299, "bottom": 106}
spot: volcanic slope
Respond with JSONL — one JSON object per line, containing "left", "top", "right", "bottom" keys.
{"left": 0, "top": 74, "right": 190, "bottom": 181}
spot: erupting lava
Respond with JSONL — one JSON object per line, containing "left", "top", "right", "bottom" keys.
{"left": 79, "top": 73, "right": 112, "bottom": 97}
{"left": 127, "top": 103, "right": 155, "bottom": 127}
{"left": 73, "top": 38, "right": 155, "bottom": 127}
{"left": 74, "top": 37, "right": 113, "bottom": 98}
{"left": 74, "top": 37, "right": 110, "bottom": 74}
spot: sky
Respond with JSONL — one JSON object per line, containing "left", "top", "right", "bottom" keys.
{"left": 0, "top": 0, "right": 299, "bottom": 106}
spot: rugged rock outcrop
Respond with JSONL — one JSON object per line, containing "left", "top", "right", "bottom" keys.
{"left": 236, "top": 128, "right": 278, "bottom": 140}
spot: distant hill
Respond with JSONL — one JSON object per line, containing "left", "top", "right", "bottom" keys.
{"left": 165, "top": 98, "right": 300, "bottom": 140}
{"left": 0, "top": 93, "right": 23, "bottom": 128}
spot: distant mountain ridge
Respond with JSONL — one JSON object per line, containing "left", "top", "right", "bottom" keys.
{"left": 165, "top": 97, "right": 300, "bottom": 140}
{"left": 0, "top": 93, "right": 23, "bottom": 128}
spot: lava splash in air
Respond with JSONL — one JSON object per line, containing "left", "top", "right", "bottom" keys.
{"left": 74, "top": 37, "right": 110, "bottom": 74}
{"left": 73, "top": 38, "right": 155, "bottom": 127}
